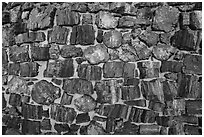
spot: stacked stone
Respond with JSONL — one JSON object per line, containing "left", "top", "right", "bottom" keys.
{"left": 2, "top": 2, "right": 202, "bottom": 135}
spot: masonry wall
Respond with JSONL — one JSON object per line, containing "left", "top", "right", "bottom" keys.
{"left": 2, "top": 2, "right": 202, "bottom": 135}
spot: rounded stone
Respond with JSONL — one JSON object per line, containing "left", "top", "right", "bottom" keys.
{"left": 103, "top": 30, "right": 122, "bottom": 48}
{"left": 84, "top": 44, "right": 109, "bottom": 64}
{"left": 31, "top": 80, "right": 61, "bottom": 105}
{"left": 74, "top": 94, "right": 97, "bottom": 113}
{"left": 153, "top": 44, "right": 176, "bottom": 61}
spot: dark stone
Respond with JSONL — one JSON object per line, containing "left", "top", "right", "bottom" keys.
{"left": 9, "top": 93, "right": 21, "bottom": 106}
{"left": 156, "top": 116, "right": 173, "bottom": 127}
{"left": 114, "top": 121, "right": 139, "bottom": 135}
{"left": 56, "top": 8, "right": 80, "bottom": 26}
{"left": 124, "top": 100, "right": 146, "bottom": 107}
{"left": 183, "top": 54, "right": 202, "bottom": 75}
{"left": 118, "top": 16, "right": 135, "bottom": 28}
{"left": 93, "top": 116, "right": 107, "bottom": 122}
{"left": 82, "top": 14, "right": 93, "bottom": 24}
{"left": 48, "top": 26, "right": 69, "bottom": 44}
{"left": 22, "top": 103, "right": 43, "bottom": 120}
{"left": 123, "top": 78, "right": 140, "bottom": 86}
{"left": 141, "top": 110, "right": 158, "bottom": 123}
{"left": 153, "top": 5, "right": 179, "bottom": 32}
{"left": 30, "top": 43, "right": 50, "bottom": 61}
{"left": 22, "top": 119, "right": 41, "bottom": 135}
{"left": 95, "top": 104, "right": 115, "bottom": 117}
{"left": 106, "top": 118, "right": 115, "bottom": 133}
{"left": 162, "top": 80, "right": 178, "bottom": 101}
{"left": 5, "top": 128, "right": 22, "bottom": 135}
{"left": 60, "top": 45, "right": 83, "bottom": 58}
{"left": 2, "top": 11, "right": 10, "bottom": 25}
{"left": 171, "top": 29, "right": 196, "bottom": 51}
{"left": 41, "top": 118, "right": 51, "bottom": 130}
{"left": 27, "top": 5, "right": 56, "bottom": 30}
{"left": 60, "top": 92, "right": 73, "bottom": 106}
{"left": 86, "top": 121, "right": 107, "bottom": 135}
{"left": 44, "top": 58, "right": 74, "bottom": 78}
{"left": 70, "top": 25, "right": 95, "bottom": 45}
{"left": 2, "top": 93, "right": 7, "bottom": 109}
{"left": 164, "top": 73, "right": 178, "bottom": 81}
{"left": 7, "top": 76, "right": 29, "bottom": 94}
{"left": 9, "top": 45, "right": 30, "bottom": 63}
{"left": 184, "top": 125, "right": 201, "bottom": 135}
{"left": 51, "top": 78, "right": 62, "bottom": 85}
{"left": 15, "top": 32, "right": 46, "bottom": 44}
{"left": 164, "top": 99, "right": 185, "bottom": 116}
{"left": 79, "top": 125, "right": 88, "bottom": 135}
{"left": 139, "top": 125, "right": 160, "bottom": 135}
{"left": 160, "top": 61, "right": 183, "bottom": 73}
{"left": 54, "top": 123, "right": 70, "bottom": 134}
{"left": 70, "top": 124, "right": 80, "bottom": 133}
{"left": 186, "top": 100, "right": 202, "bottom": 115}
{"left": 177, "top": 74, "right": 202, "bottom": 98}
{"left": 2, "top": 48, "right": 8, "bottom": 64}
{"left": 129, "top": 107, "right": 144, "bottom": 123}
{"left": 123, "top": 63, "right": 135, "bottom": 78}
{"left": 96, "top": 29, "right": 103, "bottom": 43}
{"left": 95, "top": 80, "right": 120, "bottom": 104}
{"left": 75, "top": 57, "right": 86, "bottom": 64}
{"left": 8, "top": 63, "right": 20, "bottom": 75}
{"left": 148, "top": 100, "right": 165, "bottom": 113}
{"left": 137, "top": 61, "right": 160, "bottom": 79}
{"left": 103, "top": 30, "right": 122, "bottom": 48}
{"left": 173, "top": 116, "right": 199, "bottom": 125}
{"left": 3, "top": 116, "right": 21, "bottom": 130}
{"left": 31, "top": 80, "right": 61, "bottom": 105}
{"left": 2, "top": 24, "right": 16, "bottom": 47}
{"left": 20, "top": 62, "right": 39, "bottom": 77}
{"left": 168, "top": 121, "right": 185, "bottom": 135}
{"left": 63, "top": 78, "right": 93, "bottom": 95}
{"left": 12, "top": 21, "right": 28, "bottom": 35}
{"left": 103, "top": 61, "right": 124, "bottom": 78}
{"left": 84, "top": 44, "right": 109, "bottom": 65}
{"left": 95, "top": 11, "right": 118, "bottom": 29}
{"left": 160, "top": 32, "right": 171, "bottom": 44}
{"left": 121, "top": 86, "right": 141, "bottom": 100}
{"left": 190, "top": 11, "right": 202, "bottom": 30}
{"left": 76, "top": 113, "right": 90, "bottom": 124}
{"left": 50, "top": 104, "right": 76, "bottom": 124}
{"left": 77, "top": 64, "right": 102, "bottom": 80}
{"left": 139, "top": 30, "right": 159, "bottom": 47}
{"left": 49, "top": 44, "right": 60, "bottom": 59}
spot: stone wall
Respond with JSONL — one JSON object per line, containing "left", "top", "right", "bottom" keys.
{"left": 2, "top": 2, "right": 202, "bottom": 135}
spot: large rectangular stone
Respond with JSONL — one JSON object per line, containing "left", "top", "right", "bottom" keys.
{"left": 22, "top": 103, "right": 43, "bottom": 120}
{"left": 9, "top": 45, "right": 30, "bottom": 63}
{"left": 161, "top": 61, "right": 183, "bottom": 73}
{"left": 48, "top": 26, "right": 69, "bottom": 44}
{"left": 15, "top": 32, "right": 46, "bottom": 44}
{"left": 186, "top": 100, "right": 202, "bottom": 115}
{"left": 139, "top": 125, "right": 160, "bottom": 135}
{"left": 121, "top": 86, "right": 141, "bottom": 101}
{"left": 30, "top": 43, "right": 50, "bottom": 61}
{"left": 22, "top": 119, "right": 41, "bottom": 135}
{"left": 103, "top": 61, "right": 124, "bottom": 78}
{"left": 20, "top": 62, "right": 39, "bottom": 77}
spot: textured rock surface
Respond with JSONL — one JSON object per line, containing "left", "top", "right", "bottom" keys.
{"left": 2, "top": 2, "right": 202, "bottom": 135}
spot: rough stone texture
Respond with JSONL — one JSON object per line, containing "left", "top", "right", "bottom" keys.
{"left": 96, "top": 11, "right": 118, "bottom": 29}
{"left": 48, "top": 26, "right": 69, "bottom": 44}
{"left": 153, "top": 5, "right": 179, "bottom": 32}
{"left": 103, "top": 30, "right": 122, "bottom": 48}
{"left": 70, "top": 25, "right": 95, "bottom": 45}
{"left": 31, "top": 80, "right": 61, "bottom": 105}
{"left": 74, "top": 95, "right": 97, "bottom": 112}
{"left": 83, "top": 44, "right": 109, "bottom": 64}
{"left": 44, "top": 58, "right": 74, "bottom": 78}
{"left": 60, "top": 45, "right": 83, "bottom": 58}
{"left": 2, "top": 2, "right": 202, "bottom": 135}
{"left": 56, "top": 8, "right": 80, "bottom": 26}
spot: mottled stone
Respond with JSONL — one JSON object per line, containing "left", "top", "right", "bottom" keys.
{"left": 27, "top": 5, "right": 56, "bottom": 30}
{"left": 135, "top": 7, "right": 153, "bottom": 25}
{"left": 76, "top": 113, "right": 90, "bottom": 124}
{"left": 184, "top": 125, "right": 201, "bottom": 135}
{"left": 48, "top": 26, "right": 69, "bottom": 44}
{"left": 8, "top": 63, "right": 20, "bottom": 75}
{"left": 118, "top": 16, "right": 135, "bottom": 28}
{"left": 15, "top": 32, "right": 46, "bottom": 44}
{"left": 161, "top": 61, "right": 183, "bottom": 73}
{"left": 30, "top": 43, "right": 50, "bottom": 61}
{"left": 22, "top": 119, "right": 41, "bottom": 135}
{"left": 123, "top": 63, "right": 135, "bottom": 78}
{"left": 103, "top": 30, "right": 122, "bottom": 48}
{"left": 180, "top": 12, "right": 190, "bottom": 28}
{"left": 77, "top": 64, "right": 102, "bottom": 80}
{"left": 9, "top": 45, "right": 30, "bottom": 63}
{"left": 44, "top": 58, "right": 74, "bottom": 78}
{"left": 84, "top": 44, "right": 109, "bottom": 64}
{"left": 20, "top": 62, "right": 39, "bottom": 77}
{"left": 153, "top": 44, "right": 176, "bottom": 60}
{"left": 96, "top": 11, "right": 118, "bottom": 29}
{"left": 54, "top": 123, "right": 70, "bottom": 134}
{"left": 190, "top": 11, "right": 202, "bottom": 30}
{"left": 22, "top": 103, "right": 43, "bottom": 119}
{"left": 164, "top": 73, "right": 178, "bottom": 81}
{"left": 114, "top": 121, "right": 139, "bottom": 135}
{"left": 160, "top": 32, "right": 171, "bottom": 44}
{"left": 56, "top": 8, "right": 80, "bottom": 26}
{"left": 75, "top": 57, "right": 86, "bottom": 64}
{"left": 71, "top": 2, "right": 87, "bottom": 12}
{"left": 63, "top": 78, "right": 93, "bottom": 95}
{"left": 31, "top": 80, "right": 61, "bottom": 105}
{"left": 183, "top": 54, "right": 202, "bottom": 75}
{"left": 7, "top": 76, "right": 29, "bottom": 95}
{"left": 139, "top": 30, "right": 159, "bottom": 47}
{"left": 49, "top": 44, "right": 60, "bottom": 59}
{"left": 41, "top": 118, "right": 51, "bottom": 130}
{"left": 139, "top": 125, "right": 160, "bottom": 135}
{"left": 171, "top": 29, "right": 196, "bottom": 51}
{"left": 10, "top": 5, "right": 21, "bottom": 22}
{"left": 103, "top": 61, "right": 124, "bottom": 78}
{"left": 60, "top": 92, "right": 73, "bottom": 105}
{"left": 9, "top": 93, "right": 21, "bottom": 106}
{"left": 74, "top": 94, "right": 96, "bottom": 112}
{"left": 86, "top": 121, "right": 107, "bottom": 135}
{"left": 96, "top": 29, "right": 103, "bottom": 43}
{"left": 70, "top": 25, "right": 95, "bottom": 45}
{"left": 137, "top": 61, "right": 160, "bottom": 79}
{"left": 88, "top": 2, "right": 110, "bottom": 13}
{"left": 153, "top": 5, "right": 179, "bottom": 32}
{"left": 60, "top": 45, "right": 83, "bottom": 58}
{"left": 2, "top": 24, "right": 16, "bottom": 47}
{"left": 2, "top": 11, "right": 10, "bottom": 25}
{"left": 82, "top": 14, "right": 93, "bottom": 25}
{"left": 95, "top": 80, "right": 120, "bottom": 104}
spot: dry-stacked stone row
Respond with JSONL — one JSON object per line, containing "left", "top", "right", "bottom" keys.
{"left": 2, "top": 2, "right": 202, "bottom": 135}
